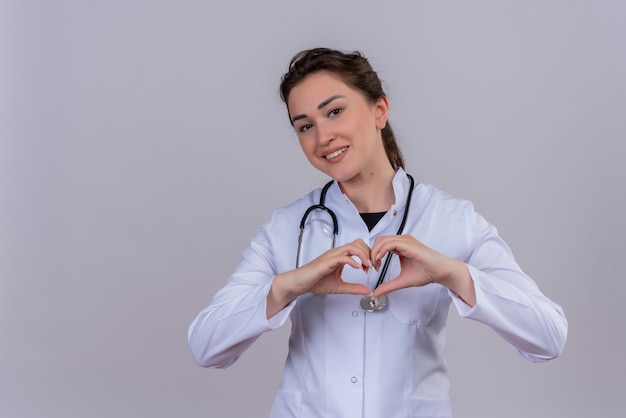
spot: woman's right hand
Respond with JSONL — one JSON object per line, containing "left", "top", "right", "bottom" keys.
{"left": 266, "top": 239, "right": 373, "bottom": 318}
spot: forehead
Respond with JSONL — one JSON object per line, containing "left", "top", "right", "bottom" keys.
{"left": 287, "top": 72, "right": 359, "bottom": 112}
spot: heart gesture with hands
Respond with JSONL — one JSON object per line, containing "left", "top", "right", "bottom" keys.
{"left": 267, "top": 236, "right": 475, "bottom": 319}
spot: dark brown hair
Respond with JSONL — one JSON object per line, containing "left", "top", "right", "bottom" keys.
{"left": 279, "top": 47, "right": 405, "bottom": 170}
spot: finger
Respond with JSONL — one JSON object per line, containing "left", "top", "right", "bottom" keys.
{"left": 371, "top": 236, "right": 415, "bottom": 264}
{"left": 372, "top": 277, "right": 410, "bottom": 298}
{"left": 334, "top": 282, "right": 372, "bottom": 296}
{"left": 369, "top": 235, "right": 398, "bottom": 264}
{"left": 339, "top": 255, "right": 364, "bottom": 271}
{"left": 349, "top": 239, "right": 373, "bottom": 269}
{"left": 339, "top": 241, "right": 372, "bottom": 270}
{"left": 315, "top": 256, "right": 357, "bottom": 277}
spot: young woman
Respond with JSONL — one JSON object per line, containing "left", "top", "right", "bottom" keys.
{"left": 188, "top": 47, "right": 568, "bottom": 418}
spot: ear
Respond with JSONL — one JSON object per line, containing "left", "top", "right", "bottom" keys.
{"left": 373, "top": 96, "right": 389, "bottom": 130}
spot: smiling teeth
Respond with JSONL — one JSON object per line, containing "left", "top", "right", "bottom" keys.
{"left": 325, "top": 147, "right": 347, "bottom": 159}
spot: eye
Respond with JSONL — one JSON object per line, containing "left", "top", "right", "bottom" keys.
{"left": 328, "top": 107, "right": 343, "bottom": 117}
{"left": 299, "top": 123, "right": 314, "bottom": 133}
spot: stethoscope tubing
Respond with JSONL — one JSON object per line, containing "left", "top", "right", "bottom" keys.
{"left": 296, "top": 175, "right": 415, "bottom": 291}
{"left": 296, "top": 180, "right": 337, "bottom": 268}
{"left": 374, "top": 174, "right": 414, "bottom": 288}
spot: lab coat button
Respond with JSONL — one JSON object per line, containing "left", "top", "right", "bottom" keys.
{"left": 351, "top": 377, "right": 358, "bottom": 383}
{"left": 352, "top": 310, "right": 359, "bottom": 317}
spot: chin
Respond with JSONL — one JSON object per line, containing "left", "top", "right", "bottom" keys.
{"left": 313, "top": 161, "right": 358, "bottom": 183}
{"left": 327, "top": 170, "right": 359, "bottom": 184}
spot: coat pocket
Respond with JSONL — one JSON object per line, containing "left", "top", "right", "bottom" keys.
{"left": 410, "top": 397, "right": 452, "bottom": 418}
{"left": 386, "top": 283, "right": 444, "bottom": 326}
{"left": 269, "top": 389, "right": 302, "bottom": 418}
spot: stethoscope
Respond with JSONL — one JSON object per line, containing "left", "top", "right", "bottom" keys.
{"left": 296, "top": 174, "right": 415, "bottom": 312}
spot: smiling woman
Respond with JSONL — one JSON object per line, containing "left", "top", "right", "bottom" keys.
{"left": 187, "top": 47, "right": 568, "bottom": 418}
{"left": 287, "top": 72, "right": 391, "bottom": 192}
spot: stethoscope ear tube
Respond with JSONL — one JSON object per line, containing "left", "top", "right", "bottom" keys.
{"left": 296, "top": 181, "right": 337, "bottom": 268}
{"left": 298, "top": 204, "right": 338, "bottom": 235}
{"left": 296, "top": 204, "right": 338, "bottom": 268}
{"left": 296, "top": 227, "right": 305, "bottom": 269}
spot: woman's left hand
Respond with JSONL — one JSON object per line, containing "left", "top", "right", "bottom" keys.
{"left": 370, "top": 234, "right": 476, "bottom": 306}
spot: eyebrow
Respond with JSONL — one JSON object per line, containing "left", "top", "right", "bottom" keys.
{"left": 291, "top": 95, "right": 345, "bottom": 124}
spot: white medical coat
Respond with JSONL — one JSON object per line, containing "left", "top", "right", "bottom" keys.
{"left": 188, "top": 169, "right": 568, "bottom": 418}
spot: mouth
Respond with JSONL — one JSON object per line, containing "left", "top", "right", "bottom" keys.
{"left": 323, "top": 146, "right": 348, "bottom": 160}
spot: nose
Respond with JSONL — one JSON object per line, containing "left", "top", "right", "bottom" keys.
{"left": 315, "top": 120, "right": 335, "bottom": 146}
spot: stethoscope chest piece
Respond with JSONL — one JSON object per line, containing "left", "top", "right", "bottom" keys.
{"left": 360, "top": 294, "right": 387, "bottom": 312}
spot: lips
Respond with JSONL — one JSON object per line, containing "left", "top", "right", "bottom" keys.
{"left": 323, "top": 146, "right": 348, "bottom": 160}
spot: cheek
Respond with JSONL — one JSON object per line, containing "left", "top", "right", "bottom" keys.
{"left": 341, "top": 116, "right": 366, "bottom": 136}
{"left": 298, "top": 137, "right": 316, "bottom": 158}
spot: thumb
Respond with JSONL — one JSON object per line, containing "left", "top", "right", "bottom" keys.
{"left": 372, "top": 277, "right": 409, "bottom": 299}
{"left": 334, "top": 282, "right": 372, "bottom": 296}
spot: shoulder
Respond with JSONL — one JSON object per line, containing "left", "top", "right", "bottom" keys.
{"left": 412, "top": 182, "right": 474, "bottom": 216}
{"left": 408, "top": 182, "right": 486, "bottom": 257}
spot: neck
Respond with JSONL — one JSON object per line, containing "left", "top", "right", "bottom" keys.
{"left": 339, "top": 165, "right": 396, "bottom": 213}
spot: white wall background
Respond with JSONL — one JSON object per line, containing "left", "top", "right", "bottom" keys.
{"left": 1, "top": 1, "right": 624, "bottom": 417}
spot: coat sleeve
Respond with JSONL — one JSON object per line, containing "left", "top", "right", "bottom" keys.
{"left": 187, "top": 210, "right": 295, "bottom": 368}
{"left": 450, "top": 202, "right": 568, "bottom": 362}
